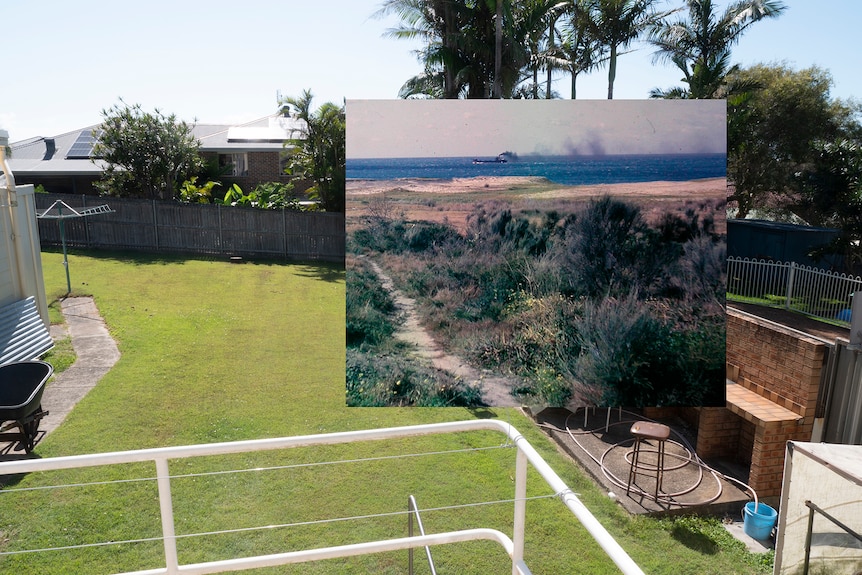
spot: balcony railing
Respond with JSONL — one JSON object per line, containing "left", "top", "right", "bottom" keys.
{"left": 0, "top": 420, "right": 645, "bottom": 575}
{"left": 408, "top": 495, "right": 438, "bottom": 575}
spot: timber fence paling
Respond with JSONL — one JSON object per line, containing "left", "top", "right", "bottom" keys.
{"left": 35, "top": 193, "right": 345, "bottom": 262}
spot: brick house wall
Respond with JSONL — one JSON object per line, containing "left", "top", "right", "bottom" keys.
{"left": 202, "top": 151, "right": 313, "bottom": 197}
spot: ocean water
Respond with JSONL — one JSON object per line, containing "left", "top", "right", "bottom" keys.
{"left": 347, "top": 154, "right": 726, "bottom": 187}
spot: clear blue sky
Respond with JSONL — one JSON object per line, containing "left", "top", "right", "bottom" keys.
{"left": 2, "top": 0, "right": 859, "bottom": 142}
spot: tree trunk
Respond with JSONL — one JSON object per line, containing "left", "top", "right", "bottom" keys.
{"left": 607, "top": 44, "right": 617, "bottom": 99}
{"left": 533, "top": 65, "right": 539, "bottom": 99}
{"left": 546, "top": 15, "right": 556, "bottom": 99}
{"left": 494, "top": 0, "right": 502, "bottom": 99}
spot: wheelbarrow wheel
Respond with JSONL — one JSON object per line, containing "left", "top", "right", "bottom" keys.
{"left": 19, "top": 420, "right": 37, "bottom": 453}
{"left": 20, "top": 406, "right": 46, "bottom": 453}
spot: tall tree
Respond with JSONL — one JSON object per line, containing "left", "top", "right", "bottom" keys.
{"left": 558, "top": 0, "right": 607, "bottom": 99}
{"left": 94, "top": 101, "right": 203, "bottom": 200}
{"left": 587, "top": 0, "right": 665, "bottom": 99}
{"left": 794, "top": 139, "right": 862, "bottom": 268}
{"left": 282, "top": 90, "right": 345, "bottom": 212}
{"left": 493, "top": 0, "right": 503, "bottom": 98}
{"left": 379, "top": 0, "right": 560, "bottom": 99}
{"left": 649, "top": 0, "right": 786, "bottom": 99}
{"left": 726, "top": 64, "right": 859, "bottom": 220}
{"left": 376, "top": 0, "right": 468, "bottom": 98}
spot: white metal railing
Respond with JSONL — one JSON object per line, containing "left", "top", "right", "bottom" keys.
{"left": 408, "top": 495, "right": 438, "bottom": 575}
{"left": 727, "top": 257, "right": 862, "bottom": 326}
{"left": 0, "top": 420, "right": 645, "bottom": 575}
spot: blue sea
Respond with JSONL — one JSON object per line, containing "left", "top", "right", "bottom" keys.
{"left": 347, "top": 154, "right": 725, "bottom": 187}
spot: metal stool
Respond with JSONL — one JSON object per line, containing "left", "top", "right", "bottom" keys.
{"left": 626, "top": 421, "right": 671, "bottom": 500}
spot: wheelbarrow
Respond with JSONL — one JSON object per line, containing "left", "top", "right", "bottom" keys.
{"left": 0, "top": 361, "right": 52, "bottom": 453}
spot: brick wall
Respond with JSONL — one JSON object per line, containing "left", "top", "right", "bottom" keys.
{"left": 201, "top": 151, "right": 313, "bottom": 197}
{"left": 722, "top": 309, "right": 826, "bottom": 496}
{"left": 748, "top": 419, "right": 812, "bottom": 495}
{"left": 738, "top": 419, "right": 755, "bottom": 466}
{"left": 727, "top": 310, "right": 825, "bottom": 416}
{"left": 695, "top": 407, "right": 740, "bottom": 459}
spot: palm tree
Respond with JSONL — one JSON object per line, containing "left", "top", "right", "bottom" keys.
{"left": 513, "top": 0, "right": 568, "bottom": 99}
{"left": 557, "top": 0, "right": 607, "bottom": 99}
{"left": 376, "top": 0, "right": 472, "bottom": 99}
{"left": 587, "top": 0, "right": 666, "bottom": 99}
{"left": 379, "top": 0, "right": 565, "bottom": 99}
{"left": 648, "top": 0, "right": 786, "bottom": 99}
{"left": 282, "top": 90, "right": 345, "bottom": 212}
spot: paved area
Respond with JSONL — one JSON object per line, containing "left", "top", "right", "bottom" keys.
{"left": 729, "top": 302, "right": 849, "bottom": 343}
{"left": 527, "top": 406, "right": 773, "bottom": 552}
{"left": 40, "top": 297, "right": 119, "bottom": 439}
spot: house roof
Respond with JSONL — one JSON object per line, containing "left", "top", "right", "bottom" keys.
{"left": 195, "top": 115, "right": 306, "bottom": 151}
{"left": 8, "top": 114, "right": 306, "bottom": 176}
{"left": 9, "top": 126, "right": 107, "bottom": 175}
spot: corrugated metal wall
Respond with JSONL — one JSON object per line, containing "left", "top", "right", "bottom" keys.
{"left": 822, "top": 342, "right": 862, "bottom": 445}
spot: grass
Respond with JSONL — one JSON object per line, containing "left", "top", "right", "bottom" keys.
{"left": 0, "top": 248, "right": 771, "bottom": 574}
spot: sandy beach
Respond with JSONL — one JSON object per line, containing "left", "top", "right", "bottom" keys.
{"left": 348, "top": 176, "right": 728, "bottom": 234}
{"left": 348, "top": 176, "right": 725, "bottom": 197}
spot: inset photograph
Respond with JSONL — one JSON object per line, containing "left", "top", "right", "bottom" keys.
{"left": 346, "top": 99, "right": 726, "bottom": 408}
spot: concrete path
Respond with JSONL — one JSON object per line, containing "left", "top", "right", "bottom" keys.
{"left": 41, "top": 297, "right": 120, "bottom": 436}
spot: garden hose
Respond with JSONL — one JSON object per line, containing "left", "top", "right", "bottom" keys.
{"left": 538, "top": 407, "right": 758, "bottom": 508}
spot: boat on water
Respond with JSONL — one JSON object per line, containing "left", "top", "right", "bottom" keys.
{"left": 472, "top": 153, "right": 508, "bottom": 164}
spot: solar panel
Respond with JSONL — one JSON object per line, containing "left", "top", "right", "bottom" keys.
{"left": 65, "top": 129, "right": 101, "bottom": 159}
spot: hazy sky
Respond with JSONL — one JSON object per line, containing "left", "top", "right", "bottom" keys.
{"left": 347, "top": 99, "right": 726, "bottom": 158}
{"left": 2, "top": 1, "right": 860, "bottom": 142}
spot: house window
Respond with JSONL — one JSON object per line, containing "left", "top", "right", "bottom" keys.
{"left": 219, "top": 153, "right": 248, "bottom": 177}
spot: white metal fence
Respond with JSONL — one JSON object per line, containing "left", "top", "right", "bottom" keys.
{"left": 727, "top": 257, "right": 862, "bottom": 327}
{"left": 0, "top": 420, "right": 645, "bottom": 575}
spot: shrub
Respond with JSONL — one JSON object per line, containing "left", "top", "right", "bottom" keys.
{"left": 467, "top": 202, "right": 560, "bottom": 257}
{"left": 574, "top": 295, "right": 677, "bottom": 406}
{"left": 573, "top": 295, "right": 725, "bottom": 407}
{"left": 178, "top": 176, "right": 221, "bottom": 204}
{"left": 674, "top": 235, "right": 727, "bottom": 308}
{"left": 403, "top": 222, "right": 463, "bottom": 253}
{"left": 559, "top": 197, "right": 649, "bottom": 298}
{"left": 346, "top": 258, "right": 397, "bottom": 348}
{"left": 349, "top": 218, "right": 409, "bottom": 254}
{"left": 475, "top": 292, "right": 580, "bottom": 375}
{"left": 511, "top": 367, "right": 573, "bottom": 406}
{"left": 346, "top": 349, "right": 483, "bottom": 407}
{"left": 215, "top": 181, "right": 300, "bottom": 210}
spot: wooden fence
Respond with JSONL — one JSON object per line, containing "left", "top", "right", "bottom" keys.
{"left": 35, "top": 194, "right": 345, "bottom": 263}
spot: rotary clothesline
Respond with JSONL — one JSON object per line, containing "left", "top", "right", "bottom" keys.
{"left": 36, "top": 200, "right": 114, "bottom": 294}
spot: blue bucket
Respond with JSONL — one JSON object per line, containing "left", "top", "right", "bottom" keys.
{"left": 743, "top": 502, "right": 777, "bottom": 540}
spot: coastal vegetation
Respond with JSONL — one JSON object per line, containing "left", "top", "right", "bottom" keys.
{"left": 347, "top": 186, "right": 726, "bottom": 407}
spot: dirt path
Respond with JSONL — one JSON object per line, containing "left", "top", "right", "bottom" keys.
{"left": 366, "top": 259, "right": 521, "bottom": 407}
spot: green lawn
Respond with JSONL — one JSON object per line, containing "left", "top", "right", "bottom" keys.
{"left": 0, "top": 249, "right": 771, "bottom": 574}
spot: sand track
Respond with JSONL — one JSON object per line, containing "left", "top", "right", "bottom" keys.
{"left": 365, "top": 258, "right": 521, "bottom": 407}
